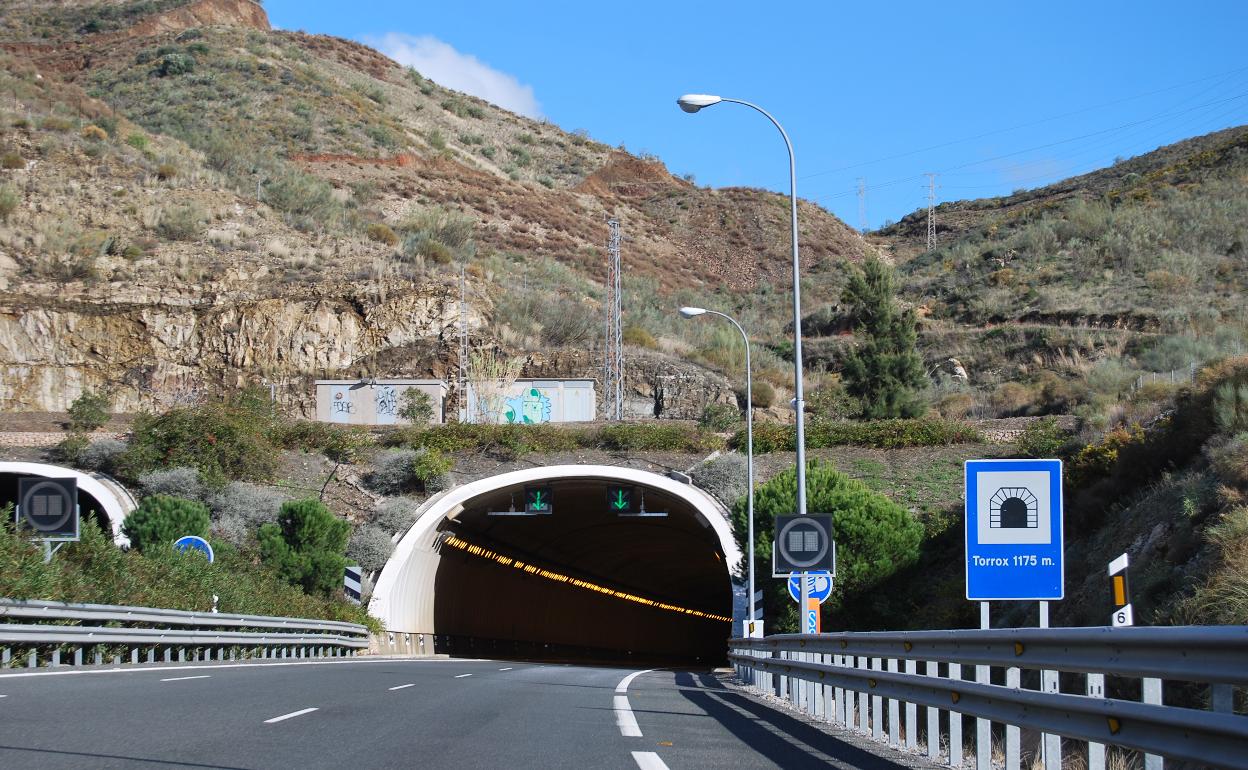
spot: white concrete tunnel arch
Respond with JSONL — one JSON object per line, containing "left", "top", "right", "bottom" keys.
{"left": 0, "top": 462, "right": 139, "bottom": 547}
{"left": 369, "top": 464, "right": 742, "bottom": 633}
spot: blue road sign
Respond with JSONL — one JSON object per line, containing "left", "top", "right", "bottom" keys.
{"left": 965, "top": 459, "right": 1063, "bottom": 600}
{"left": 172, "top": 535, "right": 214, "bottom": 563}
{"left": 787, "top": 571, "right": 833, "bottom": 604}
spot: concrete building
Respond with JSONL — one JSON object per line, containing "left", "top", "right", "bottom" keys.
{"left": 463, "top": 378, "right": 596, "bottom": 424}
{"left": 315, "top": 379, "right": 447, "bottom": 425}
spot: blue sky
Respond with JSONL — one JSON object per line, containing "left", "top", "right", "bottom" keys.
{"left": 264, "top": 1, "right": 1248, "bottom": 228}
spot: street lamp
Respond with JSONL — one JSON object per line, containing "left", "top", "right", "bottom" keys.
{"left": 676, "top": 93, "right": 808, "bottom": 520}
{"left": 679, "top": 306, "right": 756, "bottom": 631}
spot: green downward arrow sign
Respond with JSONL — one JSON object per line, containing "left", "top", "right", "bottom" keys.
{"left": 612, "top": 490, "right": 629, "bottom": 510}
{"left": 532, "top": 491, "right": 547, "bottom": 509}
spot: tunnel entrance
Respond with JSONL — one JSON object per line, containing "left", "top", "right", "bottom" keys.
{"left": 429, "top": 476, "right": 733, "bottom": 665}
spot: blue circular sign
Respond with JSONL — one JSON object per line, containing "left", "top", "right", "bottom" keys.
{"left": 172, "top": 535, "right": 214, "bottom": 563}
{"left": 788, "top": 571, "right": 833, "bottom": 604}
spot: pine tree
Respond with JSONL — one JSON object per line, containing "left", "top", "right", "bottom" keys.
{"left": 122, "top": 495, "right": 210, "bottom": 552}
{"left": 258, "top": 499, "right": 351, "bottom": 596}
{"left": 840, "top": 257, "right": 927, "bottom": 418}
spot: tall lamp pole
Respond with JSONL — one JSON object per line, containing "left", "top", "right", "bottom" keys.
{"left": 676, "top": 94, "right": 808, "bottom": 519}
{"left": 679, "top": 306, "right": 756, "bottom": 631}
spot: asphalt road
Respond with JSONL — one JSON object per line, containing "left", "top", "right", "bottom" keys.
{"left": 0, "top": 658, "right": 926, "bottom": 769}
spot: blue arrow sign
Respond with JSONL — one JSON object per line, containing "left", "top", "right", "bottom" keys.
{"left": 172, "top": 535, "right": 214, "bottom": 563}
{"left": 788, "top": 571, "right": 833, "bottom": 604}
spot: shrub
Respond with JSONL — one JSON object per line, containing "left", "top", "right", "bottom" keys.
{"left": 120, "top": 401, "right": 280, "bottom": 486}
{"left": 391, "top": 421, "right": 723, "bottom": 457}
{"left": 398, "top": 388, "right": 434, "bottom": 424}
{"left": 206, "top": 481, "right": 285, "bottom": 528}
{"left": 157, "top": 203, "right": 203, "bottom": 241}
{"left": 808, "top": 383, "right": 861, "bottom": 421}
{"left": 123, "top": 495, "right": 211, "bottom": 553}
{"left": 374, "top": 497, "right": 420, "bottom": 534}
{"left": 258, "top": 499, "right": 350, "bottom": 596}
{"left": 1213, "top": 382, "right": 1248, "bottom": 434}
{"left": 411, "top": 447, "right": 453, "bottom": 493}
{"left": 1209, "top": 433, "right": 1248, "bottom": 489}
{"left": 271, "top": 420, "right": 374, "bottom": 463}
{"left": 77, "top": 438, "right": 127, "bottom": 474}
{"left": 751, "top": 381, "right": 776, "bottom": 409}
{"left": 622, "top": 325, "right": 658, "bottom": 349}
{"left": 38, "top": 116, "right": 72, "bottom": 132}
{"left": 991, "top": 381, "right": 1034, "bottom": 417}
{"left": 67, "top": 389, "right": 112, "bottom": 431}
{"left": 736, "top": 418, "right": 982, "bottom": 454}
{"left": 737, "top": 460, "right": 923, "bottom": 614}
{"left": 157, "top": 53, "right": 195, "bottom": 76}
{"left": 155, "top": 163, "right": 177, "bottom": 180}
{"left": 125, "top": 133, "right": 149, "bottom": 151}
{"left": 366, "top": 222, "right": 398, "bottom": 246}
{"left": 138, "top": 467, "right": 205, "bottom": 502}
{"left": 0, "top": 185, "right": 17, "bottom": 222}
{"left": 596, "top": 423, "right": 717, "bottom": 452}
{"left": 399, "top": 205, "right": 475, "bottom": 263}
{"left": 689, "top": 452, "right": 747, "bottom": 508}
{"left": 80, "top": 124, "right": 108, "bottom": 141}
{"left": 53, "top": 433, "right": 91, "bottom": 465}
{"left": 1016, "top": 416, "right": 1072, "bottom": 458}
{"left": 1, "top": 152, "right": 24, "bottom": 169}
{"left": 699, "top": 403, "right": 741, "bottom": 432}
{"left": 1066, "top": 425, "right": 1145, "bottom": 489}
{"left": 347, "top": 525, "right": 394, "bottom": 574}
{"left": 935, "top": 392, "right": 975, "bottom": 420}
{"left": 367, "top": 449, "right": 418, "bottom": 495}
{"left": 840, "top": 258, "right": 927, "bottom": 418}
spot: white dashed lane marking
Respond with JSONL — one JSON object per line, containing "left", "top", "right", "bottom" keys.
{"left": 632, "top": 751, "right": 670, "bottom": 769}
{"left": 264, "top": 707, "right": 318, "bottom": 724}
{"left": 454, "top": 673, "right": 473, "bottom": 679}
{"left": 160, "top": 675, "right": 211, "bottom": 682}
{"left": 388, "top": 683, "right": 415, "bottom": 691}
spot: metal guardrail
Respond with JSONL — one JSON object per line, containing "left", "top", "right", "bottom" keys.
{"left": 0, "top": 598, "right": 369, "bottom": 669}
{"left": 730, "top": 626, "right": 1248, "bottom": 770}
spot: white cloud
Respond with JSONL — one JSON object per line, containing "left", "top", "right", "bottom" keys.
{"left": 372, "top": 33, "right": 542, "bottom": 119}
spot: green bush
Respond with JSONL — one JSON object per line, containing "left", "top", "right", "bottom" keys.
{"left": 1016, "top": 416, "right": 1073, "bottom": 458}
{"left": 699, "top": 403, "right": 741, "bottom": 432}
{"left": 157, "top": 203, "right": 203, "bottom": 241}
{"left": 751, "top": 381, "right": 776, "bottom": 408}
{"left": 398, "top": 388, "right": 435, "bottom": 424}
{"left": 120, "top": 399, "right": 281, "bottom": 487}
{"left": 68, "top": 389, "right": 112, "bottom": 431}
{"left": 365, "top": 222, "right": 398, "bottom": 246}
{"left": 259, "top": 499, "right": 350, "bottom": 597}
{"left": 411, "top": 447, "right": 453, "bottom": 490}
{"left": 391, "top": 421, "right": 723, "bottom": 457}
{"left": 123, "top": 495, "right": 211, "bottom": 553}
{"left": 736, "top": 418, "right": 981, "bottom": 454}
{"left": 53, "top": 432, "right": 91, "bottom": 465}
{"left": 157, "top": 53, "right": 195, "bottom": 76}
{"left": 0, "top": 508, "right": 372, "bottom": 628}
{"left": 270, "top": 420, "right": 374, "bottom": 463}
{"left": 0, "top": 185, "right": 18, "bottom": 222}
{"left": 735, "top": 460, "right": 923, "bottom": 618}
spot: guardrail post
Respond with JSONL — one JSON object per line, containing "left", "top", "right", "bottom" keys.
{"left": 147, "top": 648, "right": 155, "bottom": 664}
{"left": 926, "top": 661, "right": 939, "bottom": 762}
{"left": 905, "top": 659, "right": 917, "bottom": 750}
{"left": 949, "top": 663, "right": 963, "bottom": 768}
{"left": 1086, "top": 673, "right": 1104, "bottom": 770}
{"left": 164, "top": 648, "right": 171, "bottom": 663}
{"left": 1142, "top": 678, "right": 1163, "bottom": 770}
{"left": 857, "top": 656, "right": 869, "bottom": 733}
{"left": 833, "top": 654, "right": 845, "bottom": 726}
{"left": 94, "top": 648, "right": 102, "bottom": 666}
{"left": 28, "top": 649, "right": 36, "bottom": 668}
{"left": 1212, "top": 683, "right": 1233, "bottom": 713}
{"left": 1006, "top": 667, "right": 1021, "bottom": 770}
{"left": 823, "top": 653, "right": 834, "bottom": 722}
{"left": 178, "top": 648, "right": 185, "bottom": 663}
{"left": 112, "top": 654, "right": 121, "bottom": 666}
{"left": 51, "top": 648, "right": 60, "bottom": 667}
{"left": 130, "top": 648, "right": 138, "bottom": 665}
{"left": 73, "top": 647, "right": 82, "bottom": 666}
{"left": 871, "top": 657, "right": 883, "bottom": 741}
{"left": 887, "top": 658, "right": 900, "bottom": 747}
{"left": 2, "top": 648, "right": 9, "bottom": 667}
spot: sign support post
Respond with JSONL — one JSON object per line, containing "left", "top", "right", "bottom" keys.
{"left": 976, "top": 602, "right": 990, "bottom": 770}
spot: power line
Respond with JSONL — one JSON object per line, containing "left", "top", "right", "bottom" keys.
{"left": 799, "top": 64, "right": 1248, "bottom": 183}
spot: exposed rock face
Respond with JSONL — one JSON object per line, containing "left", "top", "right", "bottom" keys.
{"left": 0, "top": 279, "right": 475, "bottom": 415}
{"left": 130, "top": 0, "right": 270, "bottom": 36}
{"left": 523, "top": 349, "right": 736, "bottom": 420}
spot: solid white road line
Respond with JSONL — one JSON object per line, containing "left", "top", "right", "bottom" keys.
{"left": 388, "top": 683, "right": 416, "bottom": 691}
{"left": 616, "top": 668, "right": 657, "bottom": 694}
{"left": 160, "top": 675, "right": 211, "bottom": 682}
{"left": 264, "top": 707, "right": 319, "bottom": 724}
{"left": 454, "top": 673, "right": 473, "bottom": 678}
{"left": 0, "top": 657, "right": 477, "bottom": 680}
{"left": 632, "top": 752, "right": 670, "bottom": 770}
{"left": 613, "top": 668, "right": 658, "bottom": 738}
{"left": 498, "top": 667, "right": 513, "bottom": 671}
{"left": 614, "top": 695, "right": 643, "bottom": 737}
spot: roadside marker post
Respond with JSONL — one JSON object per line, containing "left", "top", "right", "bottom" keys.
{"left": 1108, "top": 552, "right": 1133, "bottom": 627}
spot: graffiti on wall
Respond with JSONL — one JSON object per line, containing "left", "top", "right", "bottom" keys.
{"left": 504, "top": 387, "right": 553, "bottom": 424}
{"left": 375, "top": 385, "right": 398, "bottom": 424}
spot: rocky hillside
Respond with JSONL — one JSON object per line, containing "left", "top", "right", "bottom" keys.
{"left": 0, "top": 0, "right": 869, "bottom": 416}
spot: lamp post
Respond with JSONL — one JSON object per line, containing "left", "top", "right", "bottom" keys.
{"left": 679, "top": 306, "right": 756, "bottom": 632}
{"left": 676, "top": 94, "right": 808, "bottom": 520}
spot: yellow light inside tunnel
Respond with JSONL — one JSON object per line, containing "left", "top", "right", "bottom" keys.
{"left": 441, "top": 534, "right": 732, "bottom": 623}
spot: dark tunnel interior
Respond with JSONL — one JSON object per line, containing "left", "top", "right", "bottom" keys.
{"left": 432, "top": 478, "right": 733, "bottom": 665}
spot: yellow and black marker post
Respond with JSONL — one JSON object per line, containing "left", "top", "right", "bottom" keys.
{"left": 1108, "top": 552, "right": 1133, "bottom": 626}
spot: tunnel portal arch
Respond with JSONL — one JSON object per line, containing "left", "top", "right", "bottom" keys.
{"left": 370, "top": 465, "right": 742, "bottom": 660}
{"left": 0, "top": 462, "right": 138, "bottom": 547}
